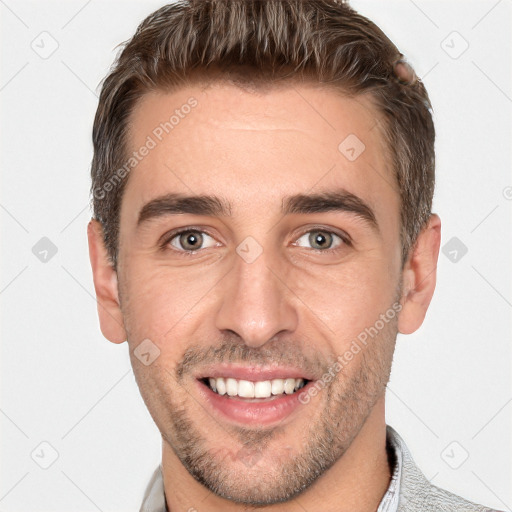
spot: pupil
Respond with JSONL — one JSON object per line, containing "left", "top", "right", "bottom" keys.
{"left": 310, "top": 231, "right": 331, "bottom": 249}
{"left": 181, "top": 231, "right": 202, "bottom": 250}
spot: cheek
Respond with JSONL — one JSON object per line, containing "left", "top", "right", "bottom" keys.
{"left": 119, "top": 260, "right": 222, "bottom": 347}
{"left": 290, "top": 254, "right": 397, "bottom": 341}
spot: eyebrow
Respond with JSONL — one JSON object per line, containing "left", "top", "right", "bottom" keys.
{"left": 137, "top": 189, "right": 379, "bottom": 233}
{"left": 281, "top": 190, "right": 378, "bottom": 232}
{"left": 137, "top": 194, "right": 231, "bottom": 225}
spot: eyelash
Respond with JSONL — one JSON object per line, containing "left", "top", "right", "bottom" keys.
{"left": 159, "top": 226, "right": 352, "bottom": 257}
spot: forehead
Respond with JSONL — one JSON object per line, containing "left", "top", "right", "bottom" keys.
{"left": 121, "top": 81, "right": 398, "bottom": 226}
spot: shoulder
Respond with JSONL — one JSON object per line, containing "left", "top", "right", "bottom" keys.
{"left": 386, "top": 426, "right": 501, "bottom": 512}
{"left": 140, "top": 464, "right": 167, "bottom": 512}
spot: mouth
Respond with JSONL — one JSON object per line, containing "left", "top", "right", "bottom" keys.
{"left": 194, "top": 366, "right": 315, "bottom": 426}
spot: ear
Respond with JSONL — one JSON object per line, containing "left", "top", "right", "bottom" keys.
{"left": 398, "top": 214, "right": 441, "bottom": 335}
{"left": 87, "top": 219, "right": 127, "bottom": 343}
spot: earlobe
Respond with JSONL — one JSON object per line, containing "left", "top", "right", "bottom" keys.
{"left": 398, "top": 214, "right": 441, "bottom": 335}
{"left": 87, "top": 219, "right": 127, "bottom": 344}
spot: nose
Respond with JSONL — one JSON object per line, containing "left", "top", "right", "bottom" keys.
{"left": 214, "top": 248, "right": 298, "bottom": 348}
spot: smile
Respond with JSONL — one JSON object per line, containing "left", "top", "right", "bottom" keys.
{"left": 194, "top": 366, "right": 316, "bottom": 425}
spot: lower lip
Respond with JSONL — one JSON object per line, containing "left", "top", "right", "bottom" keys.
{"left": 196, "top": 379, "right": 312, "bottom": 426}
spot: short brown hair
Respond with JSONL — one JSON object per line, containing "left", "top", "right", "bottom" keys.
{"left": 90, "top": 0, "right": 435, "bottom": 269}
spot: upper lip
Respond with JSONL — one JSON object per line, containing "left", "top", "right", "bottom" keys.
{"left": 195, "top": 364, "right": 316, "bottom": 382}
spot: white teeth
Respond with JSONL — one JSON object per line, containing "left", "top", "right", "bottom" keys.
{"left": 284, "top": 378, "right": 296, "bottom": 394}
{"left": 206, "top": 377, "right": 306, "bottom": 398}
{"left": 238, "top": 380, "right": 255, "bottom": 398}
{"left": 226, "top": 378, "right": 238, "bottom": 396}
{"left": 216, "top": 377, "right": 226, "bottom": 395}
{"left": 254, "top": 380, "right": 272, "bottom": 398}
{"left": 271, "top": 379, "right": 284, "bottom": 395}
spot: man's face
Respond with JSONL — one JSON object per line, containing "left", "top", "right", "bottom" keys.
{"left": 116, "top": 82, "right": 403, "bottom": 504}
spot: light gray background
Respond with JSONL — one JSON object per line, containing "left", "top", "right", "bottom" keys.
{"left": 1, "top": 1, "right": 511, "bottom": 511}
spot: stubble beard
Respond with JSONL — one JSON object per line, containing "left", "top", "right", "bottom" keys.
{"left": 129, "top": 312, "right": 398, "bottom": 507}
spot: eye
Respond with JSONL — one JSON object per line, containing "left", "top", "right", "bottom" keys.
{"left": 167, "top": 229, "right": 219, "bottom": 252}
{"left": 293, "top": 229, "right": 348, "bottom": 251}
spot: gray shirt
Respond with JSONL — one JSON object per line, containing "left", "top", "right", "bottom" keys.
{"left": 139, "top": 425, "right": 500, "bottom": 512}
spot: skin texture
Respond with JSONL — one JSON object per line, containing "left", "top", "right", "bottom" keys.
{"left": 88, "top": 82, "right": 441, "bottom": 512}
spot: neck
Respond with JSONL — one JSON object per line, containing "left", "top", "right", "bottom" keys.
{"left": 161, "top": 396, "right": 391, "bottom": 512}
